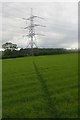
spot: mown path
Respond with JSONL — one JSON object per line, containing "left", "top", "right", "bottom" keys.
{"left": 33, "top": 59, "right": 60, "bottom": 118}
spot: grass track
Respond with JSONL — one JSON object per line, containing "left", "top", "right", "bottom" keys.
{"left": 2, "top": 54, "right": 78, "bottom": 118}
{"left": 33, "top": 61, "right": 59, "bottom": 117}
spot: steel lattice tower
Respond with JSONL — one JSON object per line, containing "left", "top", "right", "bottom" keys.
{"left": 23, "top": 8, "right": 45, "bottom": 55}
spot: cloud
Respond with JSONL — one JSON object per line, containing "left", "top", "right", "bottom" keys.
{"left": 1, "top": 2, "right": 78, "bottom": 49}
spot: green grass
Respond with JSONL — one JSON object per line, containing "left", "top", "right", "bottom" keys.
{"left": 2, "top": 54, "right": 78, "bottom": 118}
{"left": 0, "top": 59, "right": 2, "bottom": 119}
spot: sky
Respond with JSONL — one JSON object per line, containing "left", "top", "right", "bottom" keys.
{"left": 1, "top": 2, "right": 78, "bottom": 49}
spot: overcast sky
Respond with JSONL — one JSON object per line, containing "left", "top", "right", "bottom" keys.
{"left": 1, "top": 2, "right": 78, "bottom": 49}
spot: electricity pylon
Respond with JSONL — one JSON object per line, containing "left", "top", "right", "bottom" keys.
{"left": 23, "top": 8, "right": 45, "bottom": 56}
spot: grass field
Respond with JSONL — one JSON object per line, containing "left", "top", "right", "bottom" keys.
{"left": 0, "top": 58, "right": 2, "bottom": 119}
{"left": 2, "top": 54, "right": 78, "bottom": 118}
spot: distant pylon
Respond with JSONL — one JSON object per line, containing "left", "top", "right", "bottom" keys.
{"left": 23, "top": 8, "right": 45, "bottom": 55}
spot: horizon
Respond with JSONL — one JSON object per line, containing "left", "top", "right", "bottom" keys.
{"left": 0, "top": 47, "right": 78, "bottom": 52}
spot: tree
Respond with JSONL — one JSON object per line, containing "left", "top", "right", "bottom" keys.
{"left": 2, "top": 42, "right": 17, "bottom": 51}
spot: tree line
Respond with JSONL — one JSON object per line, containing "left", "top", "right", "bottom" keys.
{"left": 2, "top": 48, "right": 78, "bottom": 59}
